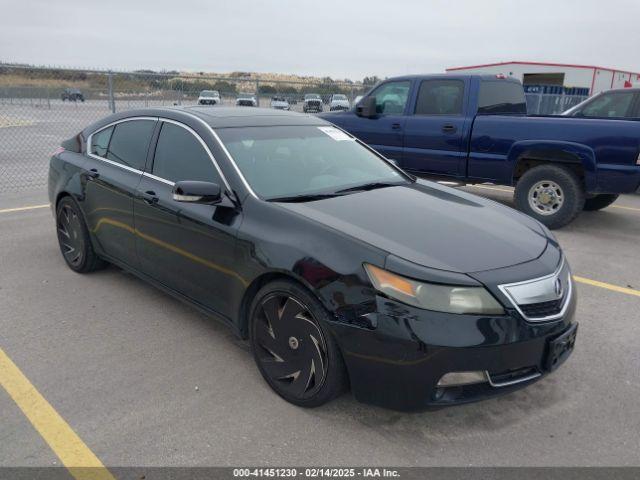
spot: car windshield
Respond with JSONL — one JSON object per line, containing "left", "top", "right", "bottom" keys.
{"left": 216, "top": 125, "right": 408, "bottom": 200}
{"left": 305, "top": 94, "right": 321, "bottom": 100}
{"left": 333, "top": 95, "right": 347, "bottom": 100}
{"left": 201, "top": 90, "right": 218, "bottom": 96}
{"left": 238, "top": 94, "right": 254, "bottom": 98}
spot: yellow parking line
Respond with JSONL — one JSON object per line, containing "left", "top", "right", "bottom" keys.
{"left": 611, "top": 204, "right": 640, "bottom": 213}
{"left": 0, "top": 204, "right": 50, "bottom": 214}
{"left": 574, "top": 276, "right": 640, "bottom": 297}
{"left": 0, "top": 347, "right": 114, "bottom": 480}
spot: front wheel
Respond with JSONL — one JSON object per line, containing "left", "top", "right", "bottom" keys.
{"left": 583, "top": 194, "right": 619, "bottom": 211}
{"left": 514, "top": 164, "right": 585, "bottom": 229}
{"left": 249, "top": 280, "right": 347, "bottom": 407}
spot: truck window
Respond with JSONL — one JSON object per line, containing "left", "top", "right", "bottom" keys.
{"left": 370, "top": 81, "right": 411, "bottom": 115}
{"left": 478, "top": 81, "right": 527, "bottom": 114}
{"left": 415, "top": 80, "right": 464, "bottom": 115}
{"left": 580, "top": 91, "right": 635, "bottom": 118}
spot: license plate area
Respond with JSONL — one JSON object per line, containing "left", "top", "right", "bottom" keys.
{"left": 545, "top": 323, "right": 578, "bottom": 372}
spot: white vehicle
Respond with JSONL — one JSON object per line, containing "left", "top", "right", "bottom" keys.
{"left": 236, "top": 93, "right": 258, "bottom": 107}
{"left": 329, "top": 94, "right": 350, "bottom": 111}
{"left": 270, "top": 96, "right": 290, "bottom": 110}
{"left": 197, "top": 90, "right": 221, "bottom": 105}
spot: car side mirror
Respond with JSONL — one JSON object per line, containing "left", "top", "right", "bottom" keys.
{"left": 356, "top": 96, "right": 377, "bottom": 118}
{"left": 172, "top": 180, "right": 222, "bottom": 204}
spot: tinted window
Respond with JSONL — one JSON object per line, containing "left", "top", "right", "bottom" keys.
{"left": 152, "top": 122, "right": 220, "bottom": 183}
{"left": 580, "top": 92, "right": 635, "bottom": 117}
{"left": 90, "top": 126, "right": 113, "bottom": 157}
{"left": 415, "top": 80, "right": 464, "bottom": 115}
{"left": 105, "top": 120, "right": 155, "bottom": 170}
{"left": 217, "top": 125, "right": 407, "bottom": 200}
{"left": 478, "top": 81, "right": 527, "bottom": 114}
{"left": 371, "top": 81, "right": 411, "bottom": 114}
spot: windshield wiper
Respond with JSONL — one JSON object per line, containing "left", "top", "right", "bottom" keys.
{"left": 266, "top": 193, "right": 343, "bottom": 203}
{"left": 334, "top": 181, "right": 404, "bottom": 194}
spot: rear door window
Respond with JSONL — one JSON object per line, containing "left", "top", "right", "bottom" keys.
{"left": 105, "top": 119, "right": 156, "bottom": 170}
{"left": 415, "top": 80, "right": 464, "bottom": 115}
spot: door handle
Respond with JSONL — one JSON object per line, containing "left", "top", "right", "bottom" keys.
{"left": 442, "top": 124, "right": 457, "bottom": 133}
{"left": 86, "top": 168, "right": 99, "bottom": 179}
{"left": 142, "top": 190, "right": 158, "bottom": 205}
{"left": 391, "top": 123, "right": 402, "bottom": 130}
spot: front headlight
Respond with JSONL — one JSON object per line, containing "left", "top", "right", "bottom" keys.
{"left": 364, "top": 264, "right": 505, "bottom": 315}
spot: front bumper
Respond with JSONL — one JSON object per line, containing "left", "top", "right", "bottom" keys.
{"left": 327, "top": 276, "right": 577, "bottom": 411}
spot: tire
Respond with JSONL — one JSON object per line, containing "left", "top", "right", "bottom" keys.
{"left": 514, "top": 164, "right": 585, "bottom": 229}
{"left": 56, "top": 196, "right": 108, "bottom": 273}
{"left": 249, "top": 279, "right": 347, "bottom": 407}
{"left": 583, "top": 194, "right": 619, "bottom": 211}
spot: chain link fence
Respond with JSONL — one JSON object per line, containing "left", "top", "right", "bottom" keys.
{"left": 1, "top": 64, "right": 595, "bottom": 193}
{"left": 525, "top": 92, "right": 588, "bottom": 115}
{"left": 0, "top": 64, "right": 370, "bottom": 193}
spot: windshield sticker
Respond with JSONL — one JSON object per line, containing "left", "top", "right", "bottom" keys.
{"left": 318, "top": 126, "right": 354, "bottom": 141}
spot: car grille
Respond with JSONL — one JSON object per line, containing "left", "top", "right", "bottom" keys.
{"left": 519, "top": 298, "right": 564, "bottom": 319}
{"left": 307, "top": 100, "right": 321, "bottom": 108}
{"left": 238, "top": 100, "right": 254, "bottom": 106}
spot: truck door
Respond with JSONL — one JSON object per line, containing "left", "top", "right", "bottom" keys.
{"left": 344, "top": 80, "right": 412, "bottom": 163}
{"left": 402, "top": 78, "right": 468, "bottom": 177}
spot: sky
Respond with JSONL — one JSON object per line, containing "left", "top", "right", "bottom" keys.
{"left": 1, "top": 0, "right": 638, "bottom": 81}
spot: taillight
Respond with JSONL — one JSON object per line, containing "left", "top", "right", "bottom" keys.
{"left": 496, "top": 74, "right": 506, "bottom": 79}
{"left": 53, "top": 147, "right": 65, "bottom": 156}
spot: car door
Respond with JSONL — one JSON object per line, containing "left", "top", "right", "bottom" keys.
{"left": 134, "top": 119, "right": 241, "bottom": 319}
{"left": 344, "top": 80, "right": 412, "bottom": 162}
{"left": 402, "top": 78, "right": 468, "bottom": 177}
{"left": 84, "top": 117, "right": 157, "bottom": 268}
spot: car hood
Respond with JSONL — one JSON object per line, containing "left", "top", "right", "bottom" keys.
{"left": 276, "top": 182, "right": 548, "bottom": 273}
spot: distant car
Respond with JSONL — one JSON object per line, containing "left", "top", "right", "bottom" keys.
{"left": 236, "top": 93, "right": 257, "bottom": 107}
{"left": 562, "top": 88, "right": 640, "bottom": 118}
{"left": 61, "top": 88, "right": 84, "bottom": 102}
{"left": 303, "top": 93, "right": 323, "bottom": 113}
{"left": 329, "top": 94, "right": 350, "bottom": 111}
{"left": 198, "top": 90, "right": 221, "bottom": 105}
{"left": 270, "top": 96, "right": 290, "bottom": 110}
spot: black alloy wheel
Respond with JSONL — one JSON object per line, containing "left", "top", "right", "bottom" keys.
{"left": 56, "top": 197, "right": 107, "bottom": 273}
{"left": 250, "top": 280, "right": 347, "bottom": 407}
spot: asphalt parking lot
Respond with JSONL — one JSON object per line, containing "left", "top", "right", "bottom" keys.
{"left": 1, "top": 187, "right": 639, "bottom": 469}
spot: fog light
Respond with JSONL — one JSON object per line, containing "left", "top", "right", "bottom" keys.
{"left": 437, "top": 371, "right": 487, "bottom": 387}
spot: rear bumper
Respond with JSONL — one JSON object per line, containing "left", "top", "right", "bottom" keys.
{"left": 328, "top": 290, "right": 577, "bottom": 411}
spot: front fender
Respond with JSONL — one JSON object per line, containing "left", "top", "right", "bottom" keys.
{"left": 507, "top": 140, "right": 597, "bottom": 191}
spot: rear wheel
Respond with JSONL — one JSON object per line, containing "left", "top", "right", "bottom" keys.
{"left": 56, "top": 197, "right": 107, "bottom": 273}
{"left": 514, "top": 164, "right": 585, "bottom": 229}
{"left": 249, "top": 280, "right": 347, "bottom": 407}
{"left": 583, "top": 194, "right": 619, "bottom": 211}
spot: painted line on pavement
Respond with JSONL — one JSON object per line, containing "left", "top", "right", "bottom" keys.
{"left": 0, "top": 347, "right": 114, "bottom": 480}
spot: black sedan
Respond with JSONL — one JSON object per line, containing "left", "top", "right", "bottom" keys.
{"left": 48, "top": 107, "right": 577, "bottom": 411}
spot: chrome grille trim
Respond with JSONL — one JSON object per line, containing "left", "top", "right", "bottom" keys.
{"left": 498, "top": 257, "right": 572, "bottom": 322}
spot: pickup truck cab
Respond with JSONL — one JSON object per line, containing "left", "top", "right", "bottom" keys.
{"left": 320, "top": 75, "right": 640, "bottom": 228}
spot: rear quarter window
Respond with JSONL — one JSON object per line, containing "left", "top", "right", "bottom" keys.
{"left": 478, "top": 81, "right": 527, "bottom": 114}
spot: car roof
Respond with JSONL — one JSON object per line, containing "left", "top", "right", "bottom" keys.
{"left": 384, "top": 73, "right": 522, "bottom": 83}
{"left": 88, "top": 106, "right": 330, "bottom": 129}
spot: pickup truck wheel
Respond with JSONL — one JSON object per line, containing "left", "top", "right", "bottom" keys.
{"left": 514, "top": 164, "right": 585, "bottom": 229}
{"left": 583, "top": 194, "right": 619, "bottom": 211}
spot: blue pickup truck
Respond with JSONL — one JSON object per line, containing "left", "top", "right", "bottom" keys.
{"left": 320, "top": 75, "right": 640, "bottom": 228}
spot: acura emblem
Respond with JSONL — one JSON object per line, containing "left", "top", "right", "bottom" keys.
{"left": 554, "top": 278, "right": 563, "bottom": 297}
